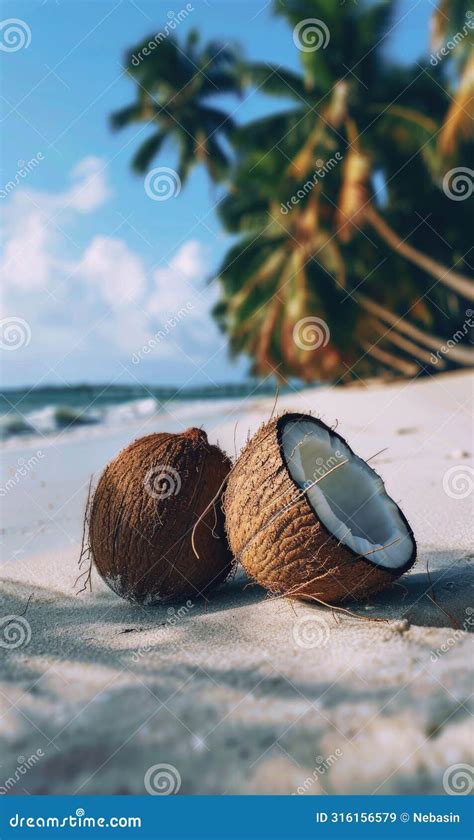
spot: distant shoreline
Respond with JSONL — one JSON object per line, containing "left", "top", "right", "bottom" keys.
{"left": 0, "top": 380, "right": 314, "bottom": 445}
{"left": 0, "top": 379, "right": 296, "bottom": 401}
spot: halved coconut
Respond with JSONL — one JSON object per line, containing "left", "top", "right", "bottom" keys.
{"left": 224, "top": 413, "right": 416, "bottom": 603}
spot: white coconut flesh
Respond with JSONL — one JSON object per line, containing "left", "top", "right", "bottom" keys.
{"left": 281, "top": 419, "right": 413, "bottom": 570}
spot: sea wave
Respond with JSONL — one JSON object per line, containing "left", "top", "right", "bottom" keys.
{"left": 0, "top": 380, "right": 285, "bottom": 446}
{"left": 0, "top": 398, "right": 159, "bottom": 443}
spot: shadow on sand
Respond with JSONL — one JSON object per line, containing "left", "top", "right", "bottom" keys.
{"left": 0, "top": 550, "right": 472, "bottom": 796}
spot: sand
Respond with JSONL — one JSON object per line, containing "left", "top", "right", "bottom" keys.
{"left": 1, "top": 371, "right": 473, "bottom": 795}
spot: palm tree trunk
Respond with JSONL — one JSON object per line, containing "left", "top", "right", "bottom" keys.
{"left": 370, "top": 318, "right": 446, "bottom": 368}
{"left": 359, "top": 340, "right": 420, "bottom": 376}
{"left": 356, "top": 293, "right": 474, "bottom": 366}
{"left": 365, "top": 204, "right": 474, "bottom": 300}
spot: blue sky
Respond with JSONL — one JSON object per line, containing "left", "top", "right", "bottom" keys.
{"left": 1, "top": 0, "right": 432, "bottom": 388}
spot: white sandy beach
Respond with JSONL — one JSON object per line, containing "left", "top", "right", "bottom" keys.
{"left": 1, "top": 371, "right": 473, "bottom": 795}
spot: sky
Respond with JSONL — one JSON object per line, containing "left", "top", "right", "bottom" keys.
{"left": 1, "top": 0, "right": 432, "bottom": 389}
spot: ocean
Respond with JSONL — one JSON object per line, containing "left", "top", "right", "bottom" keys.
{"left": 0, "top": 381, "right": 285, "bottom": 444}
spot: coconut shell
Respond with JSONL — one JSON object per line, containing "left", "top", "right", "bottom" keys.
{"left": 224, "top": 414, "right": 416, "bottom": 604}
{"left": 89, "top": 428, "right": 232, "bottom": 604}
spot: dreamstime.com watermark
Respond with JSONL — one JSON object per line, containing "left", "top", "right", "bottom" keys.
{"left": 430, "top": 11, "right": 474, "bottom": 65}
{"left": 131, "top": 600, "right": 194, "bottom": 663}
{"left": 293, "top": 749, "right": 344, "bottom": 794}
{"left": 0, "top": 450, "right": 44, "bottom": 497}
{"left": 430, "top": 309, "right": 473, "bottom": 365}
{"left": 280, "top": 154, "right": 343, "bottom": 214}
{"left": 443, "top": 763, "right": 474, "bottom": 795}
{"left": 442, "top": 464, "right": 474, "bottom": 500}
{"left": 304, "top": 450, "right": 345, "bottom": 487}
{"left": 144, "top": 166, "right": 182, "bottom": 201}
{"left": 0, "top": 316, "right": 31, "bottom": 350}
{"left": 144, "top": 464, "right": 182, "bottom": 499}
{"left": 0, "top": 18, "right": 31, "bottom": 52}
{"left": 0, "top": 750, "right": 44, "bottom": 795}
{"left": 293, "top": 316, "right": 330, "bottom": 351}
{"left": 144, "top": 763, "right": 181, "bottom": 795}
{"left": 9, "top": 809, "right": 142, "bottom": 828}
{"left": 293, "top": 615, "right": 331, "bottom": 649}
{"left": 0, "top": 615, "right": 32, "bottom": 649}
{"left": 285, "top": 435, "right": 345, "bottom": 494}
{"left": 430, "top": 607, "right": 474, "bottom": 662}
{"left": 131, "top": 302, "right": 194, "bottom": 364}
{"left": 130, "top": 5, "right": 194, "bottom": 66}
{"left": 0, "top": 153, "right": 44, "bottom": 199}
{"left": 293, "top": 18, "right": 330, "bottom": 52}
{"left": 442, "top": 167, "right": 474, "bottom": 201}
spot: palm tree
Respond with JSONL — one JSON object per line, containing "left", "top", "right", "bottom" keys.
{"left": 110, "top": 30, "right": 242, "bottom": 182}
{"left": 113, "top": 1, "right": 473, "bottom": 381}
{"left": 214, "top": 185, "right": 354, "bottom": 381}
{"left": 212, "top": 138, "right": 473, "bottom": 381}
{"left": 211, "top": 0, "right": 472, "bottom": 380}
{"left": 261, "top": 0, "right": 473, "bottom": 298}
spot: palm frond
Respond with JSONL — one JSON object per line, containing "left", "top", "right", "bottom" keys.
{"left": 439, "top": 52, "right": 474, "bottom": 155}
{"left": 110, "top": 103, "right": 148, "bottom": 130}
{"left": 130, "top": 131, "right": 166, "bottom": 172}
{"left": 240, "top": 62, "right": 315, "bottom": 99}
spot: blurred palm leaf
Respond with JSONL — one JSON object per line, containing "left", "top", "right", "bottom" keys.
{"left": 111, "top": 30, "right": 242, "bottom": 182}
{"left": 439, "top": 52, "right": 474, "bottom": 155}
{"left": 429, "top": 0, "right": 474, "bottom": 156}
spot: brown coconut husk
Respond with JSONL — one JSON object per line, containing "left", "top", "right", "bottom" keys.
{"left": 223, "top": 413, "right": 416, "bottom": 604}
{"left": 88, "top": 427, "right": 232, "bottom": 604}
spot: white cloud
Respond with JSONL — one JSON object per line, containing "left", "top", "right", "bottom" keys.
{"left": 1, "top": 205, "right": 54, "bottom": 292}
{"left": 149, "top": 240, "right": 209, "bottom": 318}
{"left": 98, "top": 307, "right": 155, "bottom": 356}
{"left": 146, "top": 240, "right": 221, "bottom": 362}
{"left": 167, "top": 239, "right": 207, "bottom": 280}
{"left": 0, "top": 159, "right": 221, "bottom": 383}
{"left": 0, "top": 156, "right": 110, "bottom": 294}
{"left": 64, "top": 157, "right": 109, "bottom": 213}
{"left": 77, "top": 236, "right": 146, "bottom": 307}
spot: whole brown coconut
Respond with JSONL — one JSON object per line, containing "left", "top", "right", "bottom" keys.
{"left": 224, "top": 413, "right": 416, "bottom": 604}
{"left": 88, "top": 428, "right": 232, "bottom": 604}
